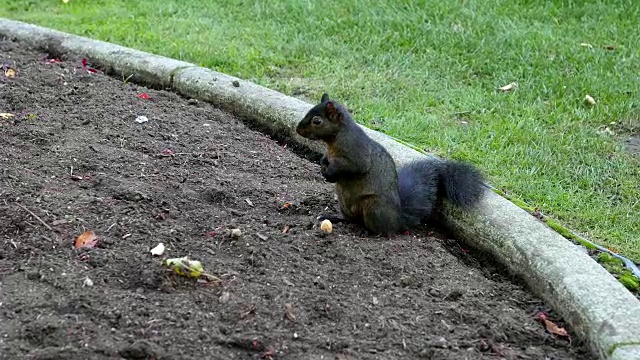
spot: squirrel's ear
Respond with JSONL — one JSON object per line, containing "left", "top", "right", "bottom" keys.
{"left": 325, "top": 101, "right": 341, "bottom": 121}
{"left": 321, "top": 93, "right": 329, "bottom": 103}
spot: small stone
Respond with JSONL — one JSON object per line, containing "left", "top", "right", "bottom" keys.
{"left": 232, "top": 80, "right": 240, "bottom": 87}
{"left": 135, "top": 115, "right": 149, "bottom": 124}
{"left": 400, "top": 275, "right": 414, "bottom": 287}
{"left": 431, "top": 337, "right": 447, "bottom": 348}
{"left": 150, "top": 243, "right": 165, "bottom": 256}
{"left": 26, "top": 270, "right": 42, "bottom": 281}
{"left": 230, "top": 228, "right": 242, "bottom": 239}
{"left": 83, "top": 276, "right": 94, "bottom": 287}
{"left": 219, "top": 292, "right": 231, "bottom": 303}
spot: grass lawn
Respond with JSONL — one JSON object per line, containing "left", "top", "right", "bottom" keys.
{"left": 1, "top": 0, "right": 639, "bottom": 261}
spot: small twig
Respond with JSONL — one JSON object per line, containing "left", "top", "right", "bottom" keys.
{"left": 16, "top": 203, "right": 54, "bottom": 232}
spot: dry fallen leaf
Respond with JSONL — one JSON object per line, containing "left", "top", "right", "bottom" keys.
{"left": 150, "top": 243, "right": 165, "bottom": 256}
{"left": 83, "top": 276, "right": 94, "bottom": 287}
{"left": 498, "top": 82, "right": 518, "bottom": 92}
{"left": 543, "top": 318, "right": 570, "bottom": 337}
{"left": 584, "top": 94, "right": 596, "bottom": 106}
{"left": 4, "top": 68, "right": 16, "bottom": 78}
{"left": 0, "top": 113, "right": 15, "bottom": 119}
{"left": 74, "top": 231, "right": 98, "bottom": 249}
{"left": 536, "top": 312, "right": 571, "bottom": 343}
{"left": 284, "top": 303, "right": 297, "bottom": 322}
{"left": 164, "top": 256, "right": 204, "bottom": 278}
{"left": 597, "top": 126, "right": 615, "bottom": 136}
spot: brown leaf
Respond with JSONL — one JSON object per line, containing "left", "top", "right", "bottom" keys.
{"left": 4, "top": 68, "right": 16, "bottom": 78}
{"left": 532, "top": 208, "right": 544, "bottom": 220}
{"left": 284, "top": 303, "right": 297, "bottom": 322}
{"left": 543, "top": 318, "right": 569, "bottom": 338}
{"left": 74, "top": 231, "right": 98, "bottom": 249}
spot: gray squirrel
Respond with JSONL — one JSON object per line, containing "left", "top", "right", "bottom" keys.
{"left": 296, "top": 93, "right": 485, "bottom": 235}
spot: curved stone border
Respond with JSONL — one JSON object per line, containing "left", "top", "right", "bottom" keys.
{"left": 1, "top": 18, "right": 639, "bottom": 360}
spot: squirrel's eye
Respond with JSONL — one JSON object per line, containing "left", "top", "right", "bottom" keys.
{"left": 312, "top": 117, "right": 322, "bottom": 125}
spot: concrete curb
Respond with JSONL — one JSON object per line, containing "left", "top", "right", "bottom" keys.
{"left": 2, "top": 18, "right": 639, "bottom": 360}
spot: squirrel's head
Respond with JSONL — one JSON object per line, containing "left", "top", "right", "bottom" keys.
{"left": 296, "top": 93, "right": 348, "bottom": 142}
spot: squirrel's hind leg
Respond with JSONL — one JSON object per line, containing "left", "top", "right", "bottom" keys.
{"left": 362, "top": 200, "right": 402, "bottom": 236}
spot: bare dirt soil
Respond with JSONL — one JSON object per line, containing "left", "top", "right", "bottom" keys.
{"left": 0, "top": 39, "right": 592, "bottom": 360}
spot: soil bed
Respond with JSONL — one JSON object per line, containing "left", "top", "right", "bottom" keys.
{"left": 0, "top": 40, "right": 591, "bottom": 360}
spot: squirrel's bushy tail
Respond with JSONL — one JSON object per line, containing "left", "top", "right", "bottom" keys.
{"left": 397, "top": 158, "right": 485, "bottom": 229}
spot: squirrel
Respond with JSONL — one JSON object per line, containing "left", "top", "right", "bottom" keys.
{"left": 296, "top": 93, "right": 486, "bottom": 236}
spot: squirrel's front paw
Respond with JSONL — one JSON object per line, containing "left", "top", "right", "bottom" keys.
{"left": 321, "top": 169, "right": 338, "bottom": 183}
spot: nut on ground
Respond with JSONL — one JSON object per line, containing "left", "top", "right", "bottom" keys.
{"left": 320, "top": 219, "right": 332, "bottom": 233}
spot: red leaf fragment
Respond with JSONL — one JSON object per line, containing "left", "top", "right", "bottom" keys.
{"left": 161, "top": 148, "right": 175, "bottom": 155}
{"left": 138, "top": 93, "right": 151, "bottom": 100}
{"left": 81, "top": 58, "right": 99, "bottom": 73}
{"left": 44, "top": 56, "right": 61, "bottom": 64}
{"left": 261, "top": 346, "right": 276, "bottom": 360}
{"left": 74, "top": 231, "right": 98, "bottom": 249}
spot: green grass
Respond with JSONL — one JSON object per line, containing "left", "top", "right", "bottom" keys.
{"left": 2, "top": 0, "right": 639, "bottom": 261}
